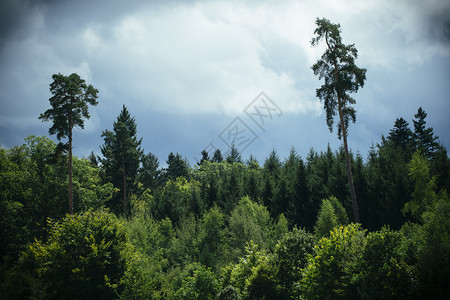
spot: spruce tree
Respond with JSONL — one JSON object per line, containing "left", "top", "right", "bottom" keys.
{"left": 226, "top": 143, "right": 242, "bottom": 164}
{"left": 212, "top": 149, "right": 224, "bottom": 163}
{"left": 388, "top": 117, "right": 413, "bottom": 151}
{"left": 100, "top": 105, "right": 142, "bottom": 215}
{"left": 413, "top": 107, "right": 438, "bottom": 158}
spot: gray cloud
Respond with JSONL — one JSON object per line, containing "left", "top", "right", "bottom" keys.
{"left": 0, "top": 0, "right": 449, "bottom": 163}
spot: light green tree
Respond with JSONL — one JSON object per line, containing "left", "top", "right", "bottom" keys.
{"left": 23, "top": 210, "right": 131, "bottom": 299}
{"left": 301, "top": 224, "right": 366, "bottom": 299}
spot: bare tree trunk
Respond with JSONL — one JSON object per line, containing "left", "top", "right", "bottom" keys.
{"left": 337, "top": 100, "right": 360, "bottom": 223}
{"left": 122, "top": 152, "right": 127, "bottom": 215}
{"left": 333, "top": 57, "right": 360, "bottom": 223}
{"left": 68, "top": 110, "right": 73, "bottom": 215}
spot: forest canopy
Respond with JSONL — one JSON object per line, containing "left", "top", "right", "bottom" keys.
{"left": 1, "top": 104, "right": 449, "bottom": 299}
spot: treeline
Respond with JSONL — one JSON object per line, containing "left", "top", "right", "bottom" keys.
{"left": 0, "top": 106, "right": 449, "bottom": 299}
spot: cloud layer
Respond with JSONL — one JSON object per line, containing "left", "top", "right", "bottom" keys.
{"left": 1, "top": 0, "right": 449, "bottom": 162}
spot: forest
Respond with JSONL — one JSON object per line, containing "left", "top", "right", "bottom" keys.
{"left": 1, "top": 18, "right": 449, "bottom": 300}
{"left": 1, "top": 104, "right": 449, "bottom": 299}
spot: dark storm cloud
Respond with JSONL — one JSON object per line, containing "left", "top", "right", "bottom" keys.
{"left": 406, "top": 0, "right": 450, "bottom": 46}
{"left": 0, "top": 0, "right": 42, "bottom": 47}
{"left": 427, "top": 7, "right": 450, "bottom": 44}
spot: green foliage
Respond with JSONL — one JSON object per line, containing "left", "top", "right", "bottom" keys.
{"left": 274, "top": 227, "right": 315, "bottom": 298}
{"left": 155, "top": 177, "right": 202, "bottom": 225}
{"left": 310, "top": 18, "right": 366, "bottom": 138}
{"left": 217, "top": 285, "right": 240, "bottom": 300}
{"left": 165, "top": 152, "right": 190, "bottom": 181}
{"left": 314, "top": 198, "right": 341, "bottom": 238}
{"left": 23, "top": 210, "right": 130, "bottom": 299}
{"left": 169, "top": 214, "right": 199, "bottom": 268}
{"left": 413, "top": 107, "right": 439, "bottom": 159}
{"left": 100, "top": 105, "right": 142, "bottom": 215}
{"left": 404, "top": 151, "right": 436, "bottom": 219}
{"left": 357, "top": 227, "right": 413, "bottom": 299}
{"left": 2, "top": 80, "right": 450, "bottom": 300}
{"left": 226, "top": 143, "right": 242, "bottom": 164}
{"left": 197, "top": 206, "right": 227, "bottom": 269}
{"left": 39, "top": 73, "right": 99, "bottom": 141}
{"left": 138, "top": 152, "right": 160, "bottom": 191}
{"left": 175, "top": 263, "right": 221, "bottom": 300}
{"left": 416, "top": 191, "right": 450, "bottom": 298}
{"left": 301, "top": 224, "right": 366, "bottom": 299}
{"left": 39, "top": 73, "right": 99, "bottom": 215}
{"left": 221, "top": 242, "right": 272, "bottom": 298}
{"left": 228, "top": 197, "right": 273, "bottom": 258}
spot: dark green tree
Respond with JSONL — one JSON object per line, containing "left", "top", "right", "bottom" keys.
{"left": 166, "top": 152, "right": 189, "bottom": 180}
{"left": 138, "top": 152, "right": 160, "bottom": 191}
{"left": 100, "top": 105, "right": 142, "bottom": 215}
{"left": 413, "top": 107, "right": 439, "bottom": 158}
{"left": 212, "top": 149, "right": 224, "bottom": 163}
{"left": 39, "top": 73, "right": 98, "bottom": 214}
{"left": 226, "top": 143, "right": 242, "bottom": 164}
{"left": 311, "top": 18, "right": 367, "bottom": 223}
{"left": 387, "top": 117, "right": 413, "bottom": 151}
{"left": 198, "top": 150, "right": 210, "bottom": 166}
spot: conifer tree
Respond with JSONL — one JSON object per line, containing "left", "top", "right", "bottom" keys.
{"left": 311, "top": 18, "right": 367, "bottom": 222}
{"left": 413, "top": 107, "right": 439, "bottom": 158}
{"left": 212, "top": 149, "right": 224, "bottom": 163}
{"left": 226, "top": 143, "right": 242, "bottom": 164}
{"left": 39, "top": 73, "right": 98, "bottom": 214}
{"left": 166, "top": 152, "right": 189, "bottom": 180}
{"left": 100, "top": 105, "right": 142, "bottom": 215}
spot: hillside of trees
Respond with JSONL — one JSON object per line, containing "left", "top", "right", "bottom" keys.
{"left": 1, "top": 18, "right": 449, "bottom": 300}
{"left": 1, "top": 104, "right": 449, "bottom": 299}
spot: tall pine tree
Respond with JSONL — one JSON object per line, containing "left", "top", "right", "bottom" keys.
{"left": 39, "top": 73, "right": 98, "bottom": 214}
{"left": 311, "top": 18, "right": 366, "bottom": 223}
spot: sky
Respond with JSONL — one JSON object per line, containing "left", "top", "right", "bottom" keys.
{"left": 1, "top": 0, "right": 449, "bottom": 166}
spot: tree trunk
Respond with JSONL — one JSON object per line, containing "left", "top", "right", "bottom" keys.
{"left": 333, "top": 58, "right": 360, "bottom": 223}
{"left": 122, "top": 152, "right": 127, "bottom": 215}
{"left": 68, "top": 110, "right": 73, "bottom": 215}
{"left": 337, "top": 102, "right": 360, "bottom": 223}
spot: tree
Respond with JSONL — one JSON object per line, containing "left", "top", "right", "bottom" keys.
{"left": 311, "top": 18, "right": 366, "bottom": 223}
{"left": 39, "top": 73, "right": 98, "bottom": 214}
{"left": 100, "top": 105, "right": 142, "bottom": 215}
{"left": 198, "top": 150, "right": 210, "bottom": 166}
{"left": 166, "top": 152, "right": 189, "bottom": 181}
{"left": 212, "top": 149, "right": 224, "bottom": 163}
{"left": 413, "top": 107, "right": 438, "bottom": 158}
{"left": 357, "top": 227, "right": 413, "bottom": 299}
{"left": 23, "top": 210, "right": 132, "bottom": 299}
{"left": 314, "top": 198, "right": 338, "bottom": 238}
{"left": 301, "top": 224, "right": 366, "bottom": 299}
{"left": 138, "top": 152, "right": 160, "bottom": 192}
{"left": 388, "top": 117, "right": 413, "bottom": 151}
{"left": 226, "top": 143, "right": 242, "bottom": 164}
{"left": 175, "top": 263, "right": 221, "bottom": 300}
{"left": 274, "top": 228, "right": 315, "bottom": 298}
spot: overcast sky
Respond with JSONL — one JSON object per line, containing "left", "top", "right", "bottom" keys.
{"left": 1, "top": 0, "right": 449, "bottom": 165}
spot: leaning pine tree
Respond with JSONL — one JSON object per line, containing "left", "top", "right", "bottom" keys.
{"left": 311, "top": 18, "right": 367, "bottom": 222}
{"left": 39, "top": 73, "right": 99, "bottom": 214}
